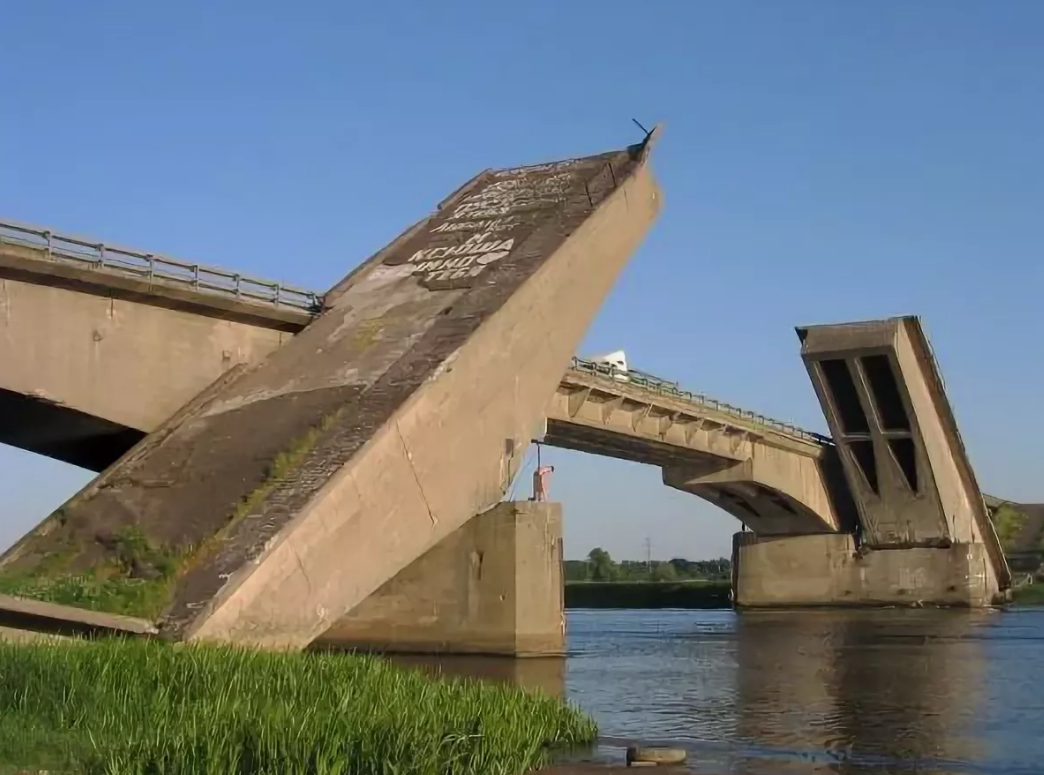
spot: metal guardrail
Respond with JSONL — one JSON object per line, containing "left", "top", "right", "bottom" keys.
{"left": 0, "top": 219, "right": 323, "bottom": 313}
{"left": 569, "top": 357, "right": 833, "bottom": 446}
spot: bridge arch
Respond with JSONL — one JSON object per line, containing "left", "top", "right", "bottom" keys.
{"left": 662, "top": 443, "right": 856, "bottom": 536}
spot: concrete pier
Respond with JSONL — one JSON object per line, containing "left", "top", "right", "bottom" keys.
{"left": 732, "top": 532, "right": 1005, "bottom": 608}
{"left": 316, "top": 501, "right": 565, "bottom": 657}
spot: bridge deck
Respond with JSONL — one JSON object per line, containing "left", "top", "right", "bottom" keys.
{"left": 551, "top": 357, "right": 830, "bottom": 462}
{"left": 0, "top": 219, "right": 319, "bottom": 331}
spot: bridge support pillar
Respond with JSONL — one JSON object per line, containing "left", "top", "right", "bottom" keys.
{"left": 732, "top": 532, "right": 1006, "bottom": 608}
{"left": 315, "top": 501, "right": 565, "bottom": 657}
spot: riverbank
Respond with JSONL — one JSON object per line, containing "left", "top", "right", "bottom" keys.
{"left": 565, "top": 580, "right": 1044, "bottom": 610}
{"left": 565, "top": 580, "right": 731, "bottom": 609}
{"left": 1011, "top": 584, "right": 1044, "bottom": 605}
{"left": 0, "top": 638, "right": 596, "bottom": 774}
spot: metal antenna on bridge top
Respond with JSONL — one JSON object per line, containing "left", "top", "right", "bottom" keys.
{"left": 631, "top": 118, "right": 650, "bottom": 136}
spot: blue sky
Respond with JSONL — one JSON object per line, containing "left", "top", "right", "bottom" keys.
{"left": 1, "top": 1, "right": 1041, "bottom": 560}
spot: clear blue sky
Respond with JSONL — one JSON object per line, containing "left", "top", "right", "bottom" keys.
{"left": 1, "top": 1, "right": 1042, "bottom": 560}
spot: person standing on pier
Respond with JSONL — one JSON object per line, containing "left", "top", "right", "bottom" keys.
{"left": 533, "top": 465, "right": 555, "bottom": 502}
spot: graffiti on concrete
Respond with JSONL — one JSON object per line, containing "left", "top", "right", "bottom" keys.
{"left": 379, "top": 160, "right": 587, "bottom": 290}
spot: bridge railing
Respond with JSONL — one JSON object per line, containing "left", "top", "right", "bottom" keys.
{"left": 0, "top": 219, "right": 323, "bottom": 313}
{"left": 569, "top": 356, "right": 832, "bottom": 445}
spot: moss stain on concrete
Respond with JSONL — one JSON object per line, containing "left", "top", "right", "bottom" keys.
{"left": 0, "top": 409, "right": 345, "bottom": 621}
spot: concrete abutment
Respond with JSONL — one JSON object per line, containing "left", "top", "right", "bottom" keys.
{"left": 315, "top": 501, "right": 564, "bottom": 657}
{"left": 732, "top": 532, "right": 1006, "bottom": 608}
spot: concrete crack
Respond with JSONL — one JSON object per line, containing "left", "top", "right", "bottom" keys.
{"left": 395, "top": 420, "right": 437, "bottom": 525}
{"left": 288, "top": 540, "right": 314, "bottom": 598}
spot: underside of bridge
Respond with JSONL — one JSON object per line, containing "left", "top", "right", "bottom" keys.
{"left": 542, "top": 369, "right": 855, "bottom": 536}
{"left": 0, "top": 388, "right": 142, "bottom": 471}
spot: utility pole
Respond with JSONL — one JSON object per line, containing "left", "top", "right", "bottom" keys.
{"left": 645, "top": 536, "right": 652, "bottom": 579}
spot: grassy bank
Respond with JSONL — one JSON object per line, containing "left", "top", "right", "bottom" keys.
{"left": 0, "top": 638, "right": 596, "bottom": 775}
{"left": 1011, "top": 584, "right": 1044, "bottom": 606}
{"left": 565, "top": 580, "right": 731, "bottom": 609}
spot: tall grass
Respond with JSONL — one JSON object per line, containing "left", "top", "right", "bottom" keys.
{"left": 0, "top": 638, "right": 595, "bottom": 775}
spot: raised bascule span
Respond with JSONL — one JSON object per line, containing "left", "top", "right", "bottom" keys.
{"left": 0, "top": 133, "right": 1015, "bottom": 650}
{"left": 0, "top": 132, "right": 664, "bottom": 649}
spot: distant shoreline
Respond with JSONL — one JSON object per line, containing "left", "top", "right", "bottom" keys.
{"left": 564, "top": 580, "right": 732, "bottom": 609}
{"left": 565, "top": 580, "right": 1044, "bottom": 609}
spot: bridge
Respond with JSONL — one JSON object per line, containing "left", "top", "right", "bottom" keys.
{"left": 0, "top": 132, "right": 1013, "bottom": 653}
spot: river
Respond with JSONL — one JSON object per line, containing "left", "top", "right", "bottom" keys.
{"left": 397, "top": 607, "right": 1044, "bottom": 774}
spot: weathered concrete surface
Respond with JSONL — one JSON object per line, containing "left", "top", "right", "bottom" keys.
{"left": 316, "top": 501, "right": 564, "bottom": 657}
{"left": 545, "top": 367, "right": 855, "bottom": 534}
{"left": 0, "top": 592, "right": 157, "bottom": 639}
{"left": 0, "top": 133, "right": 662, "bottom": 648}
{"left": 0, "top": 271, "right": 294, "bottom": 469}
{"left": 796, "top": 315, "right": 1010, "bottom": 593}
{"left": 733, "top": 532, "right": 1004, "bottom": 607}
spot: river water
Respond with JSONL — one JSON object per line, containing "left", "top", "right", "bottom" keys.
{"left": 397, "top": 607, "right": 1044, "bottom": 774}
{"left": 566, "top": 608, "right": 1044, "bottom": 775}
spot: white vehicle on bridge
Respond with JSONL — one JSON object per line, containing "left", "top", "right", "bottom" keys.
{"left": 584, "top": 350, "right": 682, "bottom": 391}
{"left": 587, "top": 350, "right": 631, "bottom": 381}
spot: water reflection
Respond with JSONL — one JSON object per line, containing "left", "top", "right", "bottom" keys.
{"left": 366, "top": 608, "right": 1044, "bottom": 774}
{"left": 567, "top": 608, "right": 1044, "bottom": 775}
{"left": 733, "top": 609, "right": 992, "bottom": 773}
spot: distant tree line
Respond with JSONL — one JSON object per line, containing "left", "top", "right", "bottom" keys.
{"left": 564, "top": 547, "right": 731, "bottom": 583}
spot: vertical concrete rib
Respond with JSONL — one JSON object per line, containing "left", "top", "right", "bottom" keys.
{"left": 0, "top": 131, "right": 663, "bottom": 648}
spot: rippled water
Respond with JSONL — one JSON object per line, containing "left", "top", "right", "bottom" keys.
{"left": 563, "top": 607, "right": 1044, "bottom": 775}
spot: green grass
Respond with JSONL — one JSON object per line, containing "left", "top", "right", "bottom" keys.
{"left": 0, "top": 525, "right": 184, "bottom": 620}
{"left": 564, "top": 580, "right": 732, "bottom": 609}
{"left": 0, "top": 412, "right": 346, "bottom": 621}
{"left": 994, "top": 504, "right": 1029, "bottom": 552}
{"left": 0, "top": 637, "right": 595, "bottom": 775}
{"left": 1011, "top": 583, "right": 1044, "bottom": 606}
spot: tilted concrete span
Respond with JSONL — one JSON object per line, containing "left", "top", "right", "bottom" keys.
{"left": 730, "top": 316, "right": 1011, "bottom": 609}
{"left": 0, "top": 132, "right": 663, "bottom": 648}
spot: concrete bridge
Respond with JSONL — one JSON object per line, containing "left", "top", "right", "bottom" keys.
{"left": 0, "top": 213, "right": 848, "bottom": 538}
{"left": 0, "top": 132, "right": 1012, "bottom": 652}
